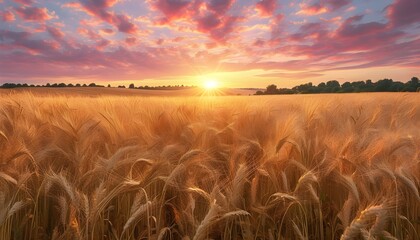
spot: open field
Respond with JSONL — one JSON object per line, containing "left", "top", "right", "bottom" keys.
{"left": 0, "top": 92, "right": 419, "bottom": 239}
{"left": 0, "top": 87, "right": 258, "bottom": 97}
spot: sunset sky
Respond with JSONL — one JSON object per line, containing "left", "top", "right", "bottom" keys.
{"left": 0, "top": 0, "right": 419, "bottom": 88}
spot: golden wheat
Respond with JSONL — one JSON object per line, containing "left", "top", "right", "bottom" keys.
{"left": 0, "top": 92, "right": 419, "bottom": 239}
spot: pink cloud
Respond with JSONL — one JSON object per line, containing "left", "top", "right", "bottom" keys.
{"left": 100, "top": 28, "right": 114, "bottom": 34}
{"left": 284, "top": 15, "right": 404, "bottom": 60}
{"left": 0, "top": 30, "right": 59, "bottom": 53}
{"left": 77, "top": 0, "right": 138, "bottom": 34}
{"left": 113, "top": 14, "right": 137, "bottom": 34}
{"left": 152, "top": 0, "right": 192, "bottom": 23}
{"left": 197, "top": 13, "right": 222, "bottom": 31}
{"left": 297, "top": 0, "right": 351, "bottom": 15}
{"left": 151, "top": 0, "right": 240, "bottom": 42}
{"left": 46, "top": 26, "right": 65, "bottom": 39}
{"left": 13, "top": 0, "right": 34, "bottom": 5}
{"left": 297, "top": 3, "right": 327, "bottom": 16}
{"left": 207, "top": 0, "right": 234, "bottom": 13}
{"left": 125, "top": 37, "right": 137, "bottom": 46}
{"left": 1, "top": 10, "right": 15, "bottom": 22}
{"left": 78, "top": 27, "right": 101, "bottom": 40}
{"left": 256, "top": 0, "right": 277, "bottom": 17}
{"left": 324, "top": 0, "right": 352, "bottom": 10}
{"left": 289, "top": 22, "right": 329, "bottom": 42}
{"left": 388, "top": 0, "right": 420, "bottom": 27}
{"left": 336, "top": 17, "right": 388, "bottom": 38}
{"left": 345, "top": 6, "right": 356, "bottom": 12}
{"left": 253, "top": 38, "right": 265, "bottom": 47}
{"left": 95, "top": 39, "right": 110, "bottom": 50}
{"left": 256, "top": 72, "right": 324, "bottom": 79}
{"left": 15, "top": 6, "right": 53, "bottom": 21}
{"left": 197, "top": 15, "right": 242, "bottom": 42}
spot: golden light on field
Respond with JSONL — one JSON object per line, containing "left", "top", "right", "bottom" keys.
{"left": 0, "top": 92, "right": 419, "bottom": 240}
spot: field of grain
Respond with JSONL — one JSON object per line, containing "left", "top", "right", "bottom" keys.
{"left": 0, "top": 92, "right": 419, "bottom": 240}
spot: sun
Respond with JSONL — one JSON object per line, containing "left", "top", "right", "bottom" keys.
{"left": 203, "top": 79, "right": 219, "bottom": 90}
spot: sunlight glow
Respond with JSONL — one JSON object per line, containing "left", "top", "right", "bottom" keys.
{"left": 203, "top": 79, "right": 219, "bottom": 90}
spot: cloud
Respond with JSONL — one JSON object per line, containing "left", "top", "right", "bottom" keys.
{"left": 46, "top": 26, "right": 65, "bottom": 39}
{"left": 152, "top": 0, "right": 192, "bottom": 23}
{"left": 324, "top": 0, "right": 352, "bottom": 10}
{"left": 387, "top": 0, "right": 420, "bottom": 27}
{"left": 113, "top": 14, "right": 137, "bottom": 34}
{"left": 1, "top": 10, "right": 15, "bottom": 22}
{"left": 125, "top": 37, "right": 137, "bottom": 46}
{"left": 149, "top": 0, "right": 241, "bottom": 42}
{"left": 14, "top": 6, "right": 53, "bottom": 21}
{"left": 256, "top": 71, "right": 324, "bottom": 79}
{"left": 0, "top": 30, "right": 59, "bottom": 53}
{"left": 256, "top": 0, "right": 277, "bottom": 17}
{"left": 297, "top": 0, "right": 351, "bottom": 15}
{"left": 100, "top": 28, "right": 114, "bottom": 35}
{"left": 297, "top": 3, "right": 327, "bottom": 16}
{"left": 207, "top": 0, "right": 234, "bottom": 13}
{"left": 78, "top": 0, "right": 138, "bottom": 33}
{"left": 289, "top": 22, "right": 329, "bottom": 42}
{"left": 13, "top": 0, "right": 34, "bottom": 5}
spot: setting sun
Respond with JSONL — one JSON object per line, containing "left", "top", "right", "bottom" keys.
{"left": 203, "top": 79, "right": 219, "bottom": 89}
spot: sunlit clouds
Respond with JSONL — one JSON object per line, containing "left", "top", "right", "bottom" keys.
{"left": 0, "top": 0, "right": 419, "bottom": 87}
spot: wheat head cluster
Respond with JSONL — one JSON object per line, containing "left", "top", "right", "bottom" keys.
{"left": 0, "top": 92, "right": 419, "bottom": 240}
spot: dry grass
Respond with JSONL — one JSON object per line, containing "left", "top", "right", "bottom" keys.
{"left": 0, "top": 92, "right": 419, "bottom": 239}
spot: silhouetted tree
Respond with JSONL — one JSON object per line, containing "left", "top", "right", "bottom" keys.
{"left": 266, "top": 84, "right": 278, "bottom": 94}
{"left": 375, "top": 79, "right": 393, "bottom": 92}
{"left": 129, "top": 83, "right": 135, "bottom": 89}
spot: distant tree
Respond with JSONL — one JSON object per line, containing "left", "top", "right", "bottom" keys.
{"left": 255, "top": 90, "right": 264, "bottom": 95}
{"left": 293, "top": 82, "right": 313, "bottom": 93}
{"left": 326, "top": 80, "right": 340, "bottom": 88}
{"left": 390, "top": 82, "right": 404, "bottom": 92}
{"left": 266, "top": 84, "right": 278, "bottom": 94}
{"left": 82, "top": 84, "right": 87, "bottom": 87}
{"left": 68, "top": 83, "right": 74, "bottom": 87}
{"left": 1, "top": 83, "right": 17, "bottom": 88}
{"left": 410, "top": 77, "right": 419, "bottom": 85}
{"left": 375, "top": 79, "right": 393, "bottom": 92}
{"left": 107, "top": 84, "right": 111, "bottom": 88}
{"left": 58, "top": 83, "right": 66, "bottom": 87}
{"left": 341, "top": 82, "right": 354, "bottom": 92}
{"left": 88, "top": 83, "right": 96, "bottom": 87}
{"left": 76, "top": 83, "right": 81, "bottom": 87}
{"left": 129, "top": 83, "right": 135, "bottom": 89}
{"left": 46, "top": 83, "right": 51, "bottom": 87}
{"left": 317, "top": 82, "right": 326, "bottom": 88}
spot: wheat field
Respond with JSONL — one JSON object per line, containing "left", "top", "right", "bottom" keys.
{"left": 0, "top": 92, "right": 419, "bottom": 240}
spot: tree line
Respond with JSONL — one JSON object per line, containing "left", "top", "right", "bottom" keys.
{"left": 0, "top": 82, "right": 196, "bottom": 90}
{"left": 255, "top": 77, "right": 420, "bottom": 95}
